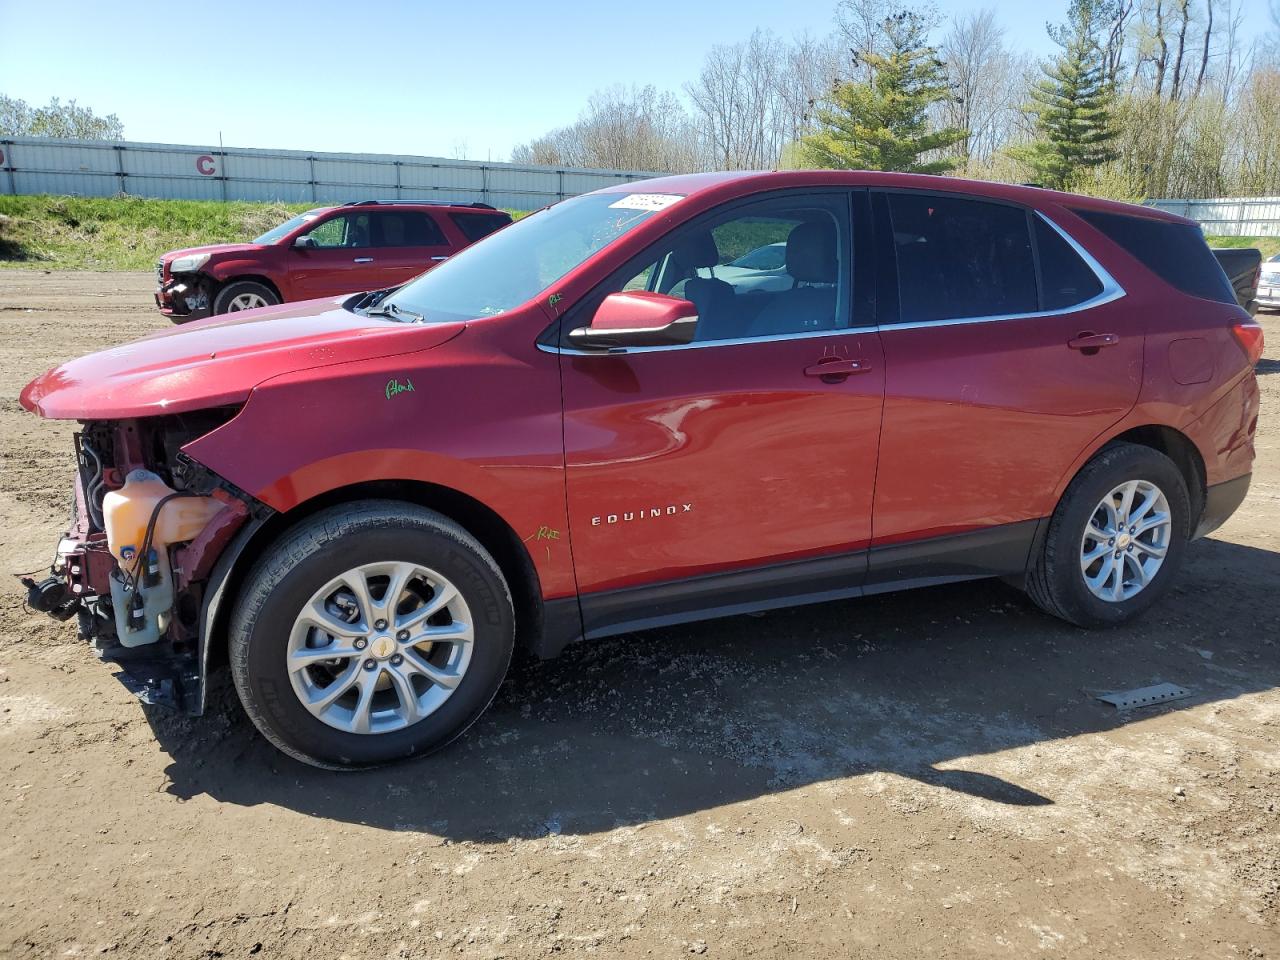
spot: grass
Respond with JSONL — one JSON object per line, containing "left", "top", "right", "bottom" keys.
{"left": 0, "top": 195, "right": 527, "bottom": 272}
{"left": 0, "top": 194, "right": 1274, "bottom": 272}
{"left": 1207, "top": 235, "right": 1280, "bottom": 259}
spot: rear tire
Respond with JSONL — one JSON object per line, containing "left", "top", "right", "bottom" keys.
{"left": 213, "top": 280, "right": 279, "bottom": 315}
{"left": 1026, "top": 442, "right": 1190, "bottom": 627}
{"left": 229, "top": 502, "right": 514, "bottom": 769}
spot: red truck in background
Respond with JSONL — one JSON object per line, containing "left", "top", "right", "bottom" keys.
{"left": 156, "top": 200, "right": 511, "bottom": 321}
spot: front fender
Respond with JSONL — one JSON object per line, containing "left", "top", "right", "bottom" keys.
{"left": 205, "top": 258, "right": 284, "bottom": 288}
{"left": 196, "top": 512, "right": 272, "bottom": 714}
{"left": 180, "top": 324, "right": 576, "bottom": 599}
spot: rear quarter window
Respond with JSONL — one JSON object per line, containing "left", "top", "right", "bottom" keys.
{"left": 451, "top": 212, "right": 512, "bottom": 243}
{"left": 1074, "top": 209, "right": 1236, "bottom": 305}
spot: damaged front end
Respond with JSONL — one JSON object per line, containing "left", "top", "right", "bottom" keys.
{"left": 22, "top": 412, "right": 271, "bottom": 713}
{"left": 154, "top": 261, "right": 213, "bottom": 322}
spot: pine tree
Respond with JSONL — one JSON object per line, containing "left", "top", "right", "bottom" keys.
{"left": 794, "top": 12, "right": 966, "bottom": 173}
{"left": 1015, "top": 1, "right": 1117, "bottom": 190}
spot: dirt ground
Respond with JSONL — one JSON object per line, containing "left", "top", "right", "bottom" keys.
{"left": 1, "top": 271, "right": 1278, "bottom": 960}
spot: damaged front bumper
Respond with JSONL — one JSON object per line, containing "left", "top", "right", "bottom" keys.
{"left": 23, "top": 421, "right": 270, "bottom": 714}
{"left": 155, "top": 270, "right": 212, "bottom": 323}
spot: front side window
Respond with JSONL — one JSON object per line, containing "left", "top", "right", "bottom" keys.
{"left": 888, "top": 193, "right": 1037, "bottom": 324}
{"left": 607, "top": 197, "right": 850, "bottom": 343}
{"left": 381, "top": 192, "right": 682, "bottom": 323}
{"left": 302, "top": 213, "right": 372, "bottom": 249}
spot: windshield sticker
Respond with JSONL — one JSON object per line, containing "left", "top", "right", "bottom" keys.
{"left": 607, "top": 194, "right": 682, "bottom": 212}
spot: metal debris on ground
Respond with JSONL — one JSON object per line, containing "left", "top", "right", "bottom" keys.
{"left": 1096, "top": 683, "right": 1192, "bottom": 711}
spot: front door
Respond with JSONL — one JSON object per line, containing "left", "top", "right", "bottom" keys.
{"left": 287, "top": 211, "right": 380, "bottom": 299}
{"left": 557, "top": 192, "right": 885, "bottom": 634}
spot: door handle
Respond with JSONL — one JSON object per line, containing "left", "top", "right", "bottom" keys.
{"left": 803, "top": 358, "right": 871, "bottom": 381}
{"left": 353, "top": 257, "right": 374, "bottom": 264}
{"left": 1068, "top": 332, "right": 1119, "bottom": 353}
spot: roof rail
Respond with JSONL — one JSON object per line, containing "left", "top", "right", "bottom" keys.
{"left": 340, "top": 199, "right": 497, "bottom": 210}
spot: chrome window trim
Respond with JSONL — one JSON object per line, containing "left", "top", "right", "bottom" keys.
{"left": 538, "top": 324, "right": 872, "bottom": 356}
{"left": 880, "top": 210, "right": 1125, "bottom": 333}
{"left": 539, "top": 209, "right": 1125, "bottom": 356}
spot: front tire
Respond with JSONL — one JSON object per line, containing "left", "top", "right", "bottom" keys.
{"left": 229, "top": 502, "right": 514, "bottom": 769}
{"left": 213, "top": 280, "right": 279, "bottom": 315}
{"left": 1026, "top": 442, "right": 1191, "bottom": 627}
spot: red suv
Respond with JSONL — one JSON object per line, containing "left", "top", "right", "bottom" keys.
{"left": 155, "top": 200, "right": 511, "bottom": 321}
{"left": 21, "top": 172, "right": 1262, "bottom": 769}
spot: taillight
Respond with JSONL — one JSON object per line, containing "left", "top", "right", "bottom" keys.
{"left": 1231, "top": 321, "right": 1264, "bottom": 366}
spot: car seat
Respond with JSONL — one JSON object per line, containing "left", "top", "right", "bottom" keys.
{"left": 674, "top": 232, "right": 736, "bottom": 341}
{"left": 746, "top": 221, "right": 838, "bottom": 336}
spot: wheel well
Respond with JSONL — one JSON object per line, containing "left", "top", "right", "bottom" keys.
{"left": 1106, "top": 425, "right": 1206, "bottom": 518}
{"left": 208, "top": 481, "right": 544, "bottom": 666}
{"left": 213, "top": 275, "right": 282, "bottom": 303}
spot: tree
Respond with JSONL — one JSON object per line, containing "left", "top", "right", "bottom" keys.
{"left": 794, "top": 11, "right": 966, "bottom": 172}
{"left": 1014, "top": 1, "right": 1118, "bottom": 189}
{"left": 681, "top": 30, "right": 841, "bottom": 170}
{"left": 835, "top": 0, "right": 942, "bottom": 83}
{"left": 939, "top": 9, "right": 1031, "bottom": 166}
{"left": 510, "top": 85, "right": 702, "bottom": 173}
{"left": 0, "top": 95, "right": 124, "bottom": 139}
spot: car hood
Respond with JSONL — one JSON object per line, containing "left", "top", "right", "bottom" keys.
{"left": 163, "top": 242, "right": 265, "bottom": 263}
{"left": 20, "top": 298, "right": 464, "bottom": 420}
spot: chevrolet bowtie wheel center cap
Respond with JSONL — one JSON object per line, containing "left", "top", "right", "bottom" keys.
{"left": 370, "top": 636, "right": 396, "bottom": 660}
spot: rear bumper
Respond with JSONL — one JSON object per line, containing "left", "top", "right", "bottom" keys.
{"left": 1193, "top": 473, "right": 1251, "bottom": 540}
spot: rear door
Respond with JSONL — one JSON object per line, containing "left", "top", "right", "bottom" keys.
{"left": 867, "top": 190, "right": 1143, "bottom": 583}
{"left": 366, "top": 210, "right": 455, "bottom": 288}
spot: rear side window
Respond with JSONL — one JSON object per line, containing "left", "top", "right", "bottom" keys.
{"left": 373, "top": 212, "right": 446, "bottom": 247}
{"left": 451, "top": 212, "right": 511, "bottom": 243}
{"left": 1034, "top": 217, "right": 1103, "bottom": 309}
{"left": 887, "top": 193, "right": 1037, "bottom": 323}
{"left": 1074, "top": 209, "right": 1236, "bottom": 304}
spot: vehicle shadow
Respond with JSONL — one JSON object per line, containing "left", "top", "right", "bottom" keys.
{"left": 148, "top": 535, "right": 1280, "bottom": 841}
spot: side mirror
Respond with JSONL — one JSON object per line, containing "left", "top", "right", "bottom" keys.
{"left": 293, "top": 235, "right": 317, "bottom": 249}
{"left": 568, "top": 291, "right": 698, "bottom": 351}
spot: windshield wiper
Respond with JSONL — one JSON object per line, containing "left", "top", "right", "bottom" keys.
{"left": 365, "top": 300, "right": 424, "bottom": 323}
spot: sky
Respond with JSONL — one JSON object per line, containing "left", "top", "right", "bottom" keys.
{"left": 1, "top": 0, "right": 1275, "bottom": 162}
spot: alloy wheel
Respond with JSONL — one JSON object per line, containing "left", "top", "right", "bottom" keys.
{"left": 228, "top": 292, "right": 269, "bottom": 311}
{"left": 1079, "top": 479, "right": 1172, "bottom": 602}
{"left": 286, "top": 561, "right": 473, "bottom": 734}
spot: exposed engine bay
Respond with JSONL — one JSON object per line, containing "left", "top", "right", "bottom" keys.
{"left": 21, "top": 411, "right": 269, "bottom": 712}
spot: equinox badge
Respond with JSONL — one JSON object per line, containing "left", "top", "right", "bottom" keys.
{"left": 591, "top": 504, "right": 693, "bottom": 526}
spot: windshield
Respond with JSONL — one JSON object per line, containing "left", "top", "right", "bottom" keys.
{"left": 254, "top": 213, "right": 318, "bottom": 244}
{"left": 380, "top": 192, "right": 683, "bottom": 323}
